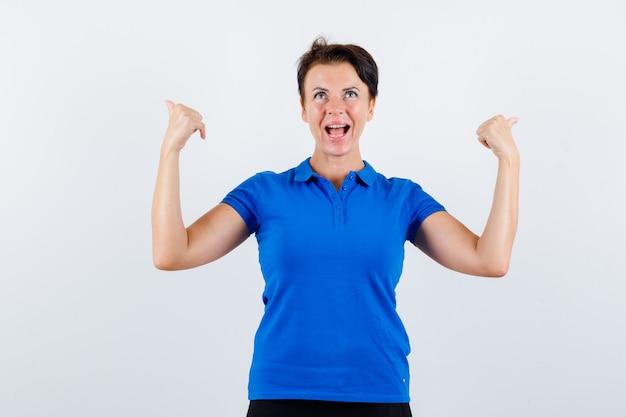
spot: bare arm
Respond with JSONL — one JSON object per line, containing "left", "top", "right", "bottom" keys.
{"left": 414, "top": 115, "right": 520, "bottom": 277}
{"left": 151, "top": 101, "right": 249, "bottom": 270}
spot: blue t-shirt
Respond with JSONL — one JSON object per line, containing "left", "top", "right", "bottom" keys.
{"left": 222, "top": 158, "right": 445, "bottom": 403}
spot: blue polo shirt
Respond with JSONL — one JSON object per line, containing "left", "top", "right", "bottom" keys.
{"left": 222, "top": 158, "right": 445, "bottom": 403}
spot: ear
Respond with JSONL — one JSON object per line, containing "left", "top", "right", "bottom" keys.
{"left": 367, "top": 98, "right": 376, "bottom": 121}
{"left": 300, "top": 97, "right": 308, "bottom": 122}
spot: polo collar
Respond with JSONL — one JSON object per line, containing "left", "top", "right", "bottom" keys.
{"left": 294, "top": 158, "right": 377, "bottom": 186}
{"left": 356, "top": 160, "right": 377, "bottom": 186}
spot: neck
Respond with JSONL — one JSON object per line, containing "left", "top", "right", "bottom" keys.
{"left": 309, "top": 152, "right": 365, "bottom": 190}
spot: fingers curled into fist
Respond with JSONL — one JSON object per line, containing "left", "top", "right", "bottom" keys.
{"left": 475, "top": 115, "right": 519, "bottom": 159}
{"left": 162, "top": 100, "right": 206, "bottom": 153}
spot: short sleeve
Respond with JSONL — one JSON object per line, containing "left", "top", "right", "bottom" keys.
{"left": 221, "top": 173, "right": 264, "bottom": 234}
{"left": 405, "top": 182, "right": 446, "bottom": 243}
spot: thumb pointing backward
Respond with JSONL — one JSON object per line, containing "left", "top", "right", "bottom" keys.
{"left": 165, "top": 100, "right": 175, "bottom": 114}
{"left": 507, "top": 117, "right": 520, "bottom": 128}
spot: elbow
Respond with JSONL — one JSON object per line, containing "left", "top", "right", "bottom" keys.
{"left": 483, "top": 260, "right": 510, "bottom": 278}
{"left": 487, "top": 268, "right": 508, "bottom": 278}
{"left": 153, "top": 252, "right": 182, "bottom": 271}
{"left": 475, "top": 256, "right": 510, "bottom": 278}
{"left": 153, "top": 257, "right": 172, "bottom": 271}
{"left": 153, "top": 260, "right": 172, "bottom": 271}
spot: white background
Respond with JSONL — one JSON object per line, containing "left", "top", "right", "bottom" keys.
{"left": 1, "top": 0, "right": 625, "bottom": 416}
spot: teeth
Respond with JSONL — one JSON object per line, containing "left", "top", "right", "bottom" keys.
{"left": 328, "top": 125, "right": 346, "bottom": 129}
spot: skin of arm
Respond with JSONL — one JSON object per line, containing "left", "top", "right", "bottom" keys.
{"left": 151, "top": 101, "right": 249, "bottom": 271}
{"left": 414, "top": 115, "right": 520, "bottom": 277}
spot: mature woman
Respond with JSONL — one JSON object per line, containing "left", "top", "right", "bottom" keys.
{"left": 152, "top": 38, "right": 519, "bottom": 417}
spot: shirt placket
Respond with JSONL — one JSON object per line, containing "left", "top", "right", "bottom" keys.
{"left": 315, "top": 173, "right": 357, "bottom": 228}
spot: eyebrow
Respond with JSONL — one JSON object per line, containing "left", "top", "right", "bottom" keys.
{"left": 311, "top": 86, "right": 361, "bottom": 93}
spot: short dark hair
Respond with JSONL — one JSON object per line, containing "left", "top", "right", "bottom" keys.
{"left": 297, "top": 37, "right": 378, "bottom": 100}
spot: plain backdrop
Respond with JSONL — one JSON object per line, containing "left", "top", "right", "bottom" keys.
{"left": 1, "top": 0, "right": 625, "bottom": 416}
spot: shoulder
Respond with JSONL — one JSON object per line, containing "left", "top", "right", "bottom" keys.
{"left": 236, "top": 164, "right": 298, "bottom": 184}
{"left": 362, "top": 161, "right": 425, "bottom": 191}
{"left": 371, "top": 172, "right": 427, "bottom": 196}
{"left": 367, "top": 168, "right": 444, "bottom": 212}
{"left": 227, "top": 164, "right": 303, "bottom": 201}
{"left": 247, "top": 166, "right": 299, "bottom": 187}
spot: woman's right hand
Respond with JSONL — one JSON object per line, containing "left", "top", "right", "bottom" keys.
{"left": 162, "top": 100, "right": 206, "bottom": 154}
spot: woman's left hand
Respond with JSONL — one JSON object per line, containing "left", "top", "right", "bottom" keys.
{"left": 415, "top": 114, "right": 521, "bottom": 277}
{"left": 476, "top": 115, "right": 519, "bottom": 160}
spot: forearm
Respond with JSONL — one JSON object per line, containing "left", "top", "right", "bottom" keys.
{"left": 476, "top": 153, "right": 520, "bottom": 276}
{"left": 151, "top": 149, "right": 189, "bottom": 269}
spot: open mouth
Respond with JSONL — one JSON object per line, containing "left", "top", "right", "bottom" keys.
{"left": 325, "top": 124, "right": 350, "bottom": 138}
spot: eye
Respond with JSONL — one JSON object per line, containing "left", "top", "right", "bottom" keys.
{"left": 314, "top": 91, "right": 327, "bottom": 100}
{"left": 345, "top": 90, "right": 358, "bottom": 99}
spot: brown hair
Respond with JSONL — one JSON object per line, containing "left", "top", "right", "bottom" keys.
{"left": 297, "top": 37, "right": 379, "bottom": 100}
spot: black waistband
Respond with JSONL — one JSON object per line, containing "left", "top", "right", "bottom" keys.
{"left": 247, "top": 399, "right": 412, "bottom": 417}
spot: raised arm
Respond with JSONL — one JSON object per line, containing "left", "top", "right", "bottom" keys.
{"left": 151, "top": 101, "right": 249, "bottom": 271}
{"left": 414, "top": 115, "right": 520, "bottom": 277}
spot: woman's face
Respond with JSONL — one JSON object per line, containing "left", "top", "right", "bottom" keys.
{"left": 300, "top": 62, "right": 375, "bottom": 161}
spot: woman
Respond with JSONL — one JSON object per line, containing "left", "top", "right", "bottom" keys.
{"left": 152, "top": 38, "right": 519, "bottom": 417}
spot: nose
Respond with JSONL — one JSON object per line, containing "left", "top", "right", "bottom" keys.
{"left": 326, "top": 96, "right": 345, "bottom": 115}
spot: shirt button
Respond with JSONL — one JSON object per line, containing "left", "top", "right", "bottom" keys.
{"left": 342, "top": 185, "right": 348, "bottom": 191}
{"left": 349, "top": 175, "right": 354, "bottom": 180}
